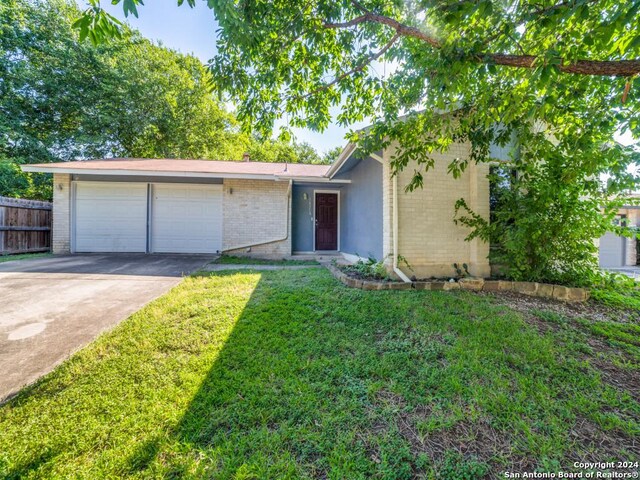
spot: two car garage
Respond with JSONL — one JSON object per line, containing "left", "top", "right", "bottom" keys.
{"left": 73, "top": 182, "right": 222, "bottom": 254}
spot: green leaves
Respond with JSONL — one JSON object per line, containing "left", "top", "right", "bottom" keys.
{"left": 1, "top": 0, "right": 328, "bottom": 201}
{"left": 72, "top": 6, "right": 122, "bottom": 44}
{"left": 455, "top": 127, "right": 639, "bottom": 286}
{"left": 74, "top": 0, "right": 199, "bottom": 41}
{"left": 120, "top": 0, "right": 143, "bottom": 19}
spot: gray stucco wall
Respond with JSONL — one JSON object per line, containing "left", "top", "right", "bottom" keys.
{"left": 292, "top": 185, "right": 316, "bottom": 252}
{"left": 289, "top": 159, "right": 383, "bottom": 256}
{"left": 340, "top": 157, "right": 383, "bottom": 260}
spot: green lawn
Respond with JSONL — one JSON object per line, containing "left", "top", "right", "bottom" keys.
{"left": 0, "top": 252, "right": 52, "bottom": 263}
{"left": 591, "top": 285, "right": 640, "bottom": 310}
{"left": 0, "top": 269, "right": 638, "bottom": 479}
{"left": 214, "top": 255, "right": 320, "bottom": 266}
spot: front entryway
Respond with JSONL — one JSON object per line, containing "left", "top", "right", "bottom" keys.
{"left": 315, "top": 192, "right": 338, "bottom": 251}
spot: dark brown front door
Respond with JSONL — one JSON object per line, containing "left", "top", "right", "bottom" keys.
{"left": 315, "top": 193, "right": 338, "bottom": 251}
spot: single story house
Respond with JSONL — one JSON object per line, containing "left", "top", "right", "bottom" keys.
{"left": 22, "top": 140, "right": 491, "bottom": 279}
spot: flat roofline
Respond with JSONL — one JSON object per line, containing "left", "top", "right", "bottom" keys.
{"left": 280, "top": 176, "right": 351, "bottom": 184}
{"left": 21, "top": 165, "right": 350, "bottom": 183}
{"left": 21, "top": 165, "right": 281, "bottom": 180}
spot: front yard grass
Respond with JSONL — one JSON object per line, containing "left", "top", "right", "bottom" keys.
{"left": 590, "top": 285, "right": 640, "bottom": 310}
{"left": 0, "top": 252, "right": 52, "bottom": 263}
{"left": 0, "top": 269, "right": 638, "bottom": 479}
{"left": 214, "top": 254, "right": 320, "bottom": 266}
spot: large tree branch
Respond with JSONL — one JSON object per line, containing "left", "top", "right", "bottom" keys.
{"left": 486, "top": 54, "right": 640, "bottom": 76}
{"left": 323, "top": 10, "right": 640, "bottom": 77}
{"left": 325, "top": 12, "right": 441, "bottom": 48}
{"left": 324, "top": 14, "right": 370, "bottom": 30}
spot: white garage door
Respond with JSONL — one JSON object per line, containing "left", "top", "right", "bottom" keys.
{"left": 599, "top": 232, "right": 626, "bottom": 268}
{"left": 74, "top": 182, "right": 148, "bottom": 253}
{"left": 150, "top": 184, "right": 222, "bottom": 253}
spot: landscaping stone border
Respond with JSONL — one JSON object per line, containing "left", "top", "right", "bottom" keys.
{"left": 327, "top": 265, "right": 590, "bottom": 303}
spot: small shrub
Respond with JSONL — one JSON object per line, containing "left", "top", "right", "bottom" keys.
{"left": 342, "top": 258, "right": 391, "bottom": 280}
{"left": 453, "top": 262, "right": 470, "bottom": 278}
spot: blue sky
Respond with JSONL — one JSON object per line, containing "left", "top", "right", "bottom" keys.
{"left": 74, "top": 0, "right": 354, "bottom": 154}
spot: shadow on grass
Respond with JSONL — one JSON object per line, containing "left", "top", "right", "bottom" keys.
{"left": 1, "top": 448, "right": 59, "bottom": 480}
{"left": 123, "top": 436, "right": 162, "bottom": 475}
{"left": 144, "top": 268, "right": 435, "bottom": 478}
{"left": 165, "top": 269, "right": 359, "bottom": 478}
{"left": 163, "top": 270, "right": 640, "bottom": 478}
{"left": 2, "top": 268, "right": 639, "bottom": 479}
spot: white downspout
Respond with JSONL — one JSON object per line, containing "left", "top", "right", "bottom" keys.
{"left": 392, "top": 172, "right": 412, "bottom": 283}
{"left": 222, "top": 180, "right": 292, "bottom": 253}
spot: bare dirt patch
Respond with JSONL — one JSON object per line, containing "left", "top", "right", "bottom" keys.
{"left": 564, "top": 416, "right": 639, "bottom": 464}
{"left": 479, "top": 291, "right": 638, "bottom": 323}
{"left": 480, "top": 291, "right": 640, "bottom": 399}
{"left": 368, "top": 389, "right": 638, "bottom": 476}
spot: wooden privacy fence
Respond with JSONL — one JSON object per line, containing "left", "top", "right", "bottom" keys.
{"left": 0, "top": 196, "right": 52, "bottom": 255}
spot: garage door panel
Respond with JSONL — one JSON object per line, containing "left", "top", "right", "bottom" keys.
{"left": 74, "top": 182, "right": 148, "bottom": 253}
{"left": 599, "top": 232, "right": 625, "bottom": 268}
{"left": 151, "top": 184, "right": 222, "bottom": 254}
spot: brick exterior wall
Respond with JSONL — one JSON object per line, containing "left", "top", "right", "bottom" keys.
{"left": 50, "top": 160, "right": 491, "bottom": 267}
{"left": 382, "top": 140, "right": 491, "bottom": 279}
{"left": 52, "top": 173, "right": 71, "bottom": 254}
{"left": 222, "top": 178, "right": 292, "bottom": 257}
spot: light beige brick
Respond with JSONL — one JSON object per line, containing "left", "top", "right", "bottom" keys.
{"left": 383, "top": 140, "right": 491, "bottom": 279}
{"left": 622, "top": 208, "right": 638, "bottom": 266}
{"left": 222, "top": 179, "right": 291, "bottom": 257}
{"left": 52, "top": 173, "right": 71, "bottom": 254}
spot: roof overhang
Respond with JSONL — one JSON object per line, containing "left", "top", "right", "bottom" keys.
{"left": 21, "top": 165, "right": 285, "bottom": 181}
{"left": 325, "top": 143, "right": 357, "bottom": 178}
{"left": 21, "top": 164, "right": 349, "bottom": 183}
{"left": 276, "top": 176, "right": 351, "bottom": 184}
{"left": 324, "top": 143, "right": 384, "bottom": 179}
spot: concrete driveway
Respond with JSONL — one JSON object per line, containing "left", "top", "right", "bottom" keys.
{"left": 0, "top": 254, "right": 213, "bottom": 402}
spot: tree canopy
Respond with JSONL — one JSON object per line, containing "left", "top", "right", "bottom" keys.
{"left": 81, "top": 2, "right": 640, "bottom": 133}
{"left": 0, "top": 0, "right": 329, "bottom": 200}
{"left": 78, "top": 0, "right": 639, "bottom": 190}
